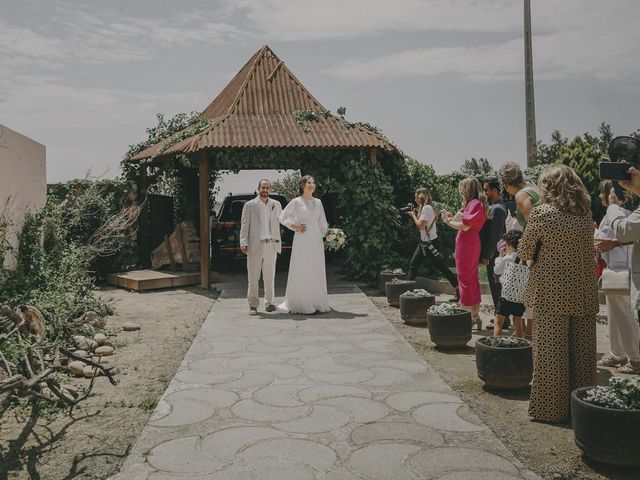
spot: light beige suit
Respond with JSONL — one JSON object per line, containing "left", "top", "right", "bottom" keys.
{"left": 240, "top": 196, "right": 282, "bottom": 308}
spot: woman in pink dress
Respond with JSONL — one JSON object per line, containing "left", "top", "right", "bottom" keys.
{"left": 441, "top": 177, "right": 489, "bottom": 330}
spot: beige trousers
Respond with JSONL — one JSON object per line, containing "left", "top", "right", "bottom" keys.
{"left": 247, "top": 243, "right": 277, "bottom": 308}
{"left": 606, "top": 293, "right": 640, "bottom": 363}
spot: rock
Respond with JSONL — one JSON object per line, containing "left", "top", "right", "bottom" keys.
{"left": 83, "top": 311, "right": 106, "bottom": 329}
{"left": 122, "top": 322, "right": 141, "bottom": 331}
{"left": 83, "top": 365, "right": 101, "bottom": 378}
{"left": 73, "top": 335, "right": 90, "bottom": 350}
{"left": 73, "top": 349, "right": 90, "bottom": 358}
{"left": 93, "top": 333, "right": 107, "bottom": 345}
{"left": 17, "top": 305, "right": 46, "bottom": 339}
{"left": 63, "top": 385, "right": 80, "bottom": 397}
{"left": 86, "top": 339, "right": 99, "bottom": 351}
{"left": 151, "top": 221, "right": 200, "bottom": 269}
{"left": 95, "top": 345, "right": 114, "bottom": 356}
{"left": 68, "top": 361, "right": 87, "bottom": 376}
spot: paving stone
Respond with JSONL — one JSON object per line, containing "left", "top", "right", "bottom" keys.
{"left": 238, "top": 438, "right": 338, "bottom": 471}
{"left": 274, "top": 405, "right": 350, "bottom": 433}
{"left": 361, "top": 366, "right": 413, "bottom": 387}
{"left": 306, "top": 368, "right": 375, "bottom": 384}
{"left": 319, "top": 467, "right": 367, "bottom": 480}
{"left": 350, "top": 422, "right": 445, "bottom": 447}
{"left": 297, "top": 385, "right": 372, "bottom": 402}
{"left": 245, "top": 458, "right": 315, "bottom": 480}
{"left": 385, "top": 391, "right": 462, "bottom": 412}
{"left": 148, "top": 462, "right": 252, "bottom": 479}
{"left": 408, "top": 447, "right": 520, "bottom": 478}
{"left": 253, "top": 384, "right": 305, "bottom": 406}
{"left": 318, "top": 397, "right": 389, "bottom": 423}
{"left": 200, "top": 427, "right": 287, "bottom": 459}
{"left": 412, "top": 404, "right": 486, "bottom": 432}
{"left": 231, "top": 398, "right": 310, "bottom": 422}
{"left": 146, "top": 437, "right": 229, "bottom": 475}
{"left": 349, "top": 443, "right": 422, "bottom": 480}
{"left": 437, "top": 472, "right": 524, "bottom": 480}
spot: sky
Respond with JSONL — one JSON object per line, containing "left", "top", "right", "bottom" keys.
{"left": 1, "top": 0, "right": 639, "bottom": 196}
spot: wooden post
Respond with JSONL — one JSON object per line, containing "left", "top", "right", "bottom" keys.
{"left": 138, "top": 165, "right": 151, "bottom": 267}
{"left": 370, "top": 147, "right": 378, "bottom": 167}
{"left": 199, "top": 151, "right": 210, "bottom": 288}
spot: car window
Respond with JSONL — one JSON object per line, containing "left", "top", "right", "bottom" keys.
{"left": 230, "top": 200, "right": 246, "bottom": 221}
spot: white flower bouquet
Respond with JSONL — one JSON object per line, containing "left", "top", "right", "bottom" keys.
{"left": 324, "top": 227, "right": 346, "bottom": 252}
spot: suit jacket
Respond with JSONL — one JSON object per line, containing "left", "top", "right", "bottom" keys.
{"left": 239, "top": 197, "right": 283, "bottom": 254}
{"left": 480, "top": 201, "right": 507, "bottom": 261}
{"left": 518, "top": 203, "right": 598, "bottom": 318}
{"left": 607, "top": 203, "right": 640, "bottom": 308}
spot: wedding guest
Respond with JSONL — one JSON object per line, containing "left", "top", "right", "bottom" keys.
{"left": 441, "top": 178, "right": 489, "bottom": 330}
{"left": 480, "top": 177, "right": 508, "bottom": 327}
{"left": 519, "top": 164, "right": 598, "bottom": 423}
{"left": 499, "top": 162, "right": 540, "bottom": 338}
{"left": 493, "top": 231, "right": 526, "bottom": 337}
{"left": 406, "top": 187, "right": 460, "bottom": 298}
{"left": 603, "top": 179, "right": 640, "bottom": 374}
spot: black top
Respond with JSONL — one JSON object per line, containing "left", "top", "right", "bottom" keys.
{"left": 480, "top": 201, "right": 508, "bottom": 261}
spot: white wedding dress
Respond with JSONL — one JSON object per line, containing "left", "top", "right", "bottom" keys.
{"left": 278, "top": 196, "right": 331, "bottom": 314}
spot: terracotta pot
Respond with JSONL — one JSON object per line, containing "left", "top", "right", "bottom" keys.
{"left": 475, "top": 337, "right": 532, "bottom": 389}
{"left": 385, "top": 281, "right": 416, "bottom": 307}
{"left": 399, "top": 295, "right": 435, "bottom": 325}
{"left": 427, "top": 312, "right": 471, "bottom": 348}
{"left": 571, "top": 387, "right": 640, "bottom": 467}
{"left": 379, "top": 272, "right": 406, "bottom": 291}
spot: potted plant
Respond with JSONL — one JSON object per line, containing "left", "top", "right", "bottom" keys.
{"left": 379, "top": 266, "right": 406, "bottom": 291}
{"left": 385, "top": 278, "right": 416, "bottom": 307}
{"left": 475, "top": 336, "right": 532, "bottom": 389}
{"left": 571, "top": 376, "right": 640, "bottom": 467}
{"left": 426, "top": 303, "right": 471, "bottom": 349}
{"left": 399, "top": 289, "right": 435, "bottom": 325}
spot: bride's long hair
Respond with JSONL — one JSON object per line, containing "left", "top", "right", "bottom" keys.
{"left": 298, "top": 175, "right": 316, "bottom": 196}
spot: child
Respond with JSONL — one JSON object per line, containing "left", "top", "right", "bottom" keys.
{"left": 493, "top": 231, "right": 526, "bottom": 337}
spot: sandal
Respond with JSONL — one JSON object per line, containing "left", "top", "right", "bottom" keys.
{"left": 597, "top": 356, "right": 627, "bottom": 367}
{"left": 614, "top": 362, "right": 640, "bottom": 374}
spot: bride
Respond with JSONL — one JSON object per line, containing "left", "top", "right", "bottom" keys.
{"left": 278, "top": 175, "right": 331, "bottom": 314}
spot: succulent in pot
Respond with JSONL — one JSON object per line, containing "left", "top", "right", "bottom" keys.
{"left": 426, "top": 303, "right": 471, "bottom": 348}
{"left": 571, "top": 376, "right": 640, "bottom": 467}
{"left": 475, "top": 336, "right": 532, "bottom": 389}
{"left": 399, "top": 289, "right": 435, "bottom": 325}
{"left": 385, "top": 278, "right": 416, "bottom": 307}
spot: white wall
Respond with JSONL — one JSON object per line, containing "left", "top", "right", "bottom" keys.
{"left": 0, "top": 124, "right": 46, "bottom": 269}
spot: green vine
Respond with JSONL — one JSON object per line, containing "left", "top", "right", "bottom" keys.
{"left": 293, "top": 110, "right": 320, "bottom": 132}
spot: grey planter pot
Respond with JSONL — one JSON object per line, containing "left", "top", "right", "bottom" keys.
{"left": 427, "top": 311, "right": 472, "bottom": 348}
{"left": 475, "top": 337, "right": 532, "bottom": 389}
{"left": 385, "top": 281, "right": 416, "bottom": 307}
{"left": 379, "top": 272, "right": 406, "bottom": 291}
{"left": 399, "top": 295, "right": 435, "bottom": 325}
{"left": 571, "top": 387, "right": 640, "bottom": 467}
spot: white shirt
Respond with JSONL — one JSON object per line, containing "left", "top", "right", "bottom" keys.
{"left": 597, "top": 208, "right": 631, "bottom": 270}
{"left": 494, "top": 251, "right": 517, "bottom": 277}
{"left": 419, "top": 205, "right": 437, "bottom": 241}
{"left": 259, "top": 199, "right": 272, "bottom": 240}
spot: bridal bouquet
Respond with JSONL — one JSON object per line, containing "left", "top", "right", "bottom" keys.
{"left": 324, "top": 228, "right": 346, "bottom": 251}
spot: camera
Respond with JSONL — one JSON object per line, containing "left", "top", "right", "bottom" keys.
{"left": 600, "top": 136, "right": 640, "bottom": 181}
{"left": 398, "top": 202, "right": 415, "bottom": 214}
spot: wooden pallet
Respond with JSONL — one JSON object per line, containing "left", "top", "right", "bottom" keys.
{"left": 106, "top": 269, "right": 219, "bottom": 292}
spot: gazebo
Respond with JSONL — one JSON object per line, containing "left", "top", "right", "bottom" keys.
{"left": 128, "top": 45, "right": 397, "bottom": 288}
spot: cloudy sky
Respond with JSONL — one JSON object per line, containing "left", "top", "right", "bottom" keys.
{"left": 1, "top": 0, "right": 639, "bottom": 194}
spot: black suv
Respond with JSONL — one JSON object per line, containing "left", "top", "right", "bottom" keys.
{"left": 212, "top": 193, "right": 293, "bottom": 267}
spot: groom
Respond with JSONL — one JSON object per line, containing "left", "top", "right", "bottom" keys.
{"left": 239, "top": 179, "right": 282, "bottom": 315}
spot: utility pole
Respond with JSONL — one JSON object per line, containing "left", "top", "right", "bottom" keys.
{"left": 524, "top": 0, "right": 537, "bottom": 167}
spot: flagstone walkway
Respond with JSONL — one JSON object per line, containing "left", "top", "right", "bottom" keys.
{"left": 111, "top": 280, "right": 540, "bottom": 480}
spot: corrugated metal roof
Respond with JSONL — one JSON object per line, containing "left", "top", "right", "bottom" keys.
{"left": 131, "top": 46, "right": 395, "bottom": 160}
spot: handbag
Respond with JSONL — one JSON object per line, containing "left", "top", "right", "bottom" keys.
{"left": 500, "top": 257, "right": 529, "bottom": 304}
{"left": 600, "top": 242, "right": 630, "bottom": 295}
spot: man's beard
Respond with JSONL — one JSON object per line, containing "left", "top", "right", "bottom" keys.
{"left": 260, "top": 192, "right": 269, "bottom": 197}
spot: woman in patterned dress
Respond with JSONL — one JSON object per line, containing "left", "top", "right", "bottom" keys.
{"left": 518, "top": 165, "right": 598, "bottom": 423}
{"left": 441, "top": 178, "right": 489, "bottom": 330}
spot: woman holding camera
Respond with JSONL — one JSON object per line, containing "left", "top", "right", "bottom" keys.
{"left": 406, "top": 187, "right": 459, "bottom": 298}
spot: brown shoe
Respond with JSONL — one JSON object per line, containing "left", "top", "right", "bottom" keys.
{"left": 249, "top": 307, "right": 258, "bottom": 316}
{"left": 265, "top": 304, "right": 276, "bottom": 312}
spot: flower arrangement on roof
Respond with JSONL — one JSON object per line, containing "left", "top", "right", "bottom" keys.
{"left": 428, "top": 303, "right": 467, "bottom": 315}
{"left": 583, "top": 376, "right": 640, "bottom": 410}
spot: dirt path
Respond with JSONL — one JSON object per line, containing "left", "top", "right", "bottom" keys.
{"left": 0, "top": 286, "right": 217, "bottom": 480}
{"left": 363, "top": 288, "right": 640, "bottom": 480}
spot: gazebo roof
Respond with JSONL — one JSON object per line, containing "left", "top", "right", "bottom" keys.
{"left": 132, "top": 45, "right": 395, "bottom": 160}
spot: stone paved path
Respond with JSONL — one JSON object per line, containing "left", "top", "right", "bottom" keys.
{"left": 111, "top": 281, "right": 540, "bottom": 480}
